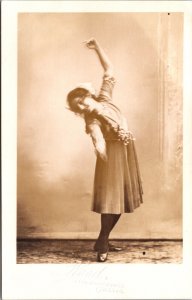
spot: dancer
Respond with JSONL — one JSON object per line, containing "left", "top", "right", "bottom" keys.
{"left": 66, "top": 38, "right": 143, "bottom": 262}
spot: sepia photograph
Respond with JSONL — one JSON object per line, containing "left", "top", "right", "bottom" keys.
{"left": 2, "top": 1, "right": 192, "bottom": 299}
{"left": 17, "top": 12, "right": 183, "bottom": 264}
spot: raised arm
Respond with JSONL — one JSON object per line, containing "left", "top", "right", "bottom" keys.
{"left": 85, "top": 38, "right": 113, "bottom": 77}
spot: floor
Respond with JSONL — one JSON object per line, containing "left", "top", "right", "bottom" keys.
{"left": 17, "top": 239, "right": 182, "bottom": 264}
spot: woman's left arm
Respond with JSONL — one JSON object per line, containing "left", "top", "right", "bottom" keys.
{"left": 85, "top": 38, "right": 113, "bottom": 77}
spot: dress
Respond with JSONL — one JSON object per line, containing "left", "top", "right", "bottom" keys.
{"left": 85, "top": 75, "right": 143, "bottom": 214}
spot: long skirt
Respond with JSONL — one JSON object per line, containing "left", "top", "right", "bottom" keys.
{"left": 92, "top": 139, "right": 143, "bottom": 214}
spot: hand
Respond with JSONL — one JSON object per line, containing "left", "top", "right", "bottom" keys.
{"left": 99, "top": 152, "right": 108, "bottom": 162}
{"left": 95, "top": 141, "right": 107, "bottom": 162}
{"left": 95, "top": 149, "right": 108, "bottom": 162}
{"left": 84, "top": 38, "right": 98, "bottom": 50}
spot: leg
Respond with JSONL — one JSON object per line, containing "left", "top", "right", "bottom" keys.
{"left": 110, "top": 214, "right": 121, "bottom": 231}
{"left": 94, "top": 214, "right": 122, "bottom": 251}
{"left": 108, "top": 214, "right": 123, "bottom": 251}
{"left": 94, "top": 214, "right": 114, "bottom": 253}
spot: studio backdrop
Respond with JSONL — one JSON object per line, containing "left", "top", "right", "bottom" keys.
{"left": 17, "top": 12, "right": 183, "bottom": 239}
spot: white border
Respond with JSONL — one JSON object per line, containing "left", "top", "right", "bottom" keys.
{"left": 2, "top": 1, "right": 192, "bottom": 299}
{"left": 2, "top": 0, "right": 192, "bottom": 12}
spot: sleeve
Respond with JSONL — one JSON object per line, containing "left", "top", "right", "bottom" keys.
{"left": 97, "top": 74, "right": 116, "bottom": 102}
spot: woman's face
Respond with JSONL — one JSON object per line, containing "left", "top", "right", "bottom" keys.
{"left": 75, "top": 95, "right": 97, "bottom": 113}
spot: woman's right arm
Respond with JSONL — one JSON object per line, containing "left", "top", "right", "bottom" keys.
{"left": 90, "top": 124, "right": 107, "bottom": 161}
{"left": 85, "top": 117, "right": 107, "bottom": 161}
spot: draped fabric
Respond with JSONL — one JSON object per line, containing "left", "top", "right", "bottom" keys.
{"left": 93, "top": 139, "right": 143, "bottom": 213}
{"left": 85, "top": 74, "right": 143, "bottom": 214}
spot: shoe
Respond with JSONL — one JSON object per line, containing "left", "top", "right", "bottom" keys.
{"left": 108, "top": 243, "right": 123, "bottom": 252}
{"left": 97, "top": 252, "right": 108, "bottom": 262}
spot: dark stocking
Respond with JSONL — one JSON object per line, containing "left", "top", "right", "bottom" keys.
{"left": 110, "top": 214, "right": 121, "bottom": 231}
{"left": 94, "top": 214, "right": 121, "bottom": 253}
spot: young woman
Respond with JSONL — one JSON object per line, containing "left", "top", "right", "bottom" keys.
{"left": 67, "top": 38, "right": 143, "bottom": 262}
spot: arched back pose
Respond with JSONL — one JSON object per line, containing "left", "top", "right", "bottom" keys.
{"left": 67, "top": 38, "right": 143, "bottom": 262}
